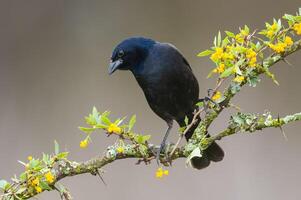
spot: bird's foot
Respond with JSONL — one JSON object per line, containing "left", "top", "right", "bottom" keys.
{"left": 156, "top": 143, "right": 173, "bottom": 166}
{"left": 199, "top": 94, "right": 220, "bottom": 112}
{"left": 156, "top": 143, "right": 164, "bottom": 165}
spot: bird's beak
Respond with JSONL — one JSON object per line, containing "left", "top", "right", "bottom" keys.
{"left": 108, "top": 59, "right": 123, "bottom": 75}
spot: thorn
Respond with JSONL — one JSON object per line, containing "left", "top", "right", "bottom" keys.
{"left": 96, "top": 170, "right": 107, "bottom": 186}
{"left": 228, "top": 103, "right": 241, "bottom": 111}
{"left": 282, "top": 58, "right": 293, "bottom": 67}
{"left": 279, "top": 126, "right": 288, "bottom": 141}
{"left": 277, "top": 114, "right": 288, "bottom": 141}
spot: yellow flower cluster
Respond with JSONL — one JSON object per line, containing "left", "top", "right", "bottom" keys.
{"left": 210, "top": 47, "right": 223, "bottom": 62}
{"left": 155, "top": 167, "right": 169, "bottom": 178}
{"left": 213, "top": 63, "right": 225, "bottom": 74}
{"left": 107, "top": 123, "right": 122, "bottom": 134}
{"left": 212, "top": 91, "right": 222, "bottom": 101}
{"left": 45, "top": 171, "right": 55, "bottom": 184}
{"left": 28, "top": 156, "right": 33, "bottom": 161}
{"left": 268, "top": 36, "right": 294, "bottom": 53}
{"left": 246, "top": 49, "right": 257, "bottom": 67}
{"left": 266, "top": 22, "right": 278, "bottom": 38}
{"left": 30, "top": 177, "right": 42, "bottom": 193}
{"left": 35, "top": 186, "right": 42, "bottom": 193}
{"left": 293, "top": 23, "right": 301, "bottom": 35}
{"left": 233, "top": 76, "right": 245, "bottom": 83}
{"left": 80, "top": 139, "right": 88, "bottom": 148}
{"left": 235, "top": 29, "right": 248, "bottom": 43}
{"left": 31, "top": 177, "right": 39, "bottom": 186}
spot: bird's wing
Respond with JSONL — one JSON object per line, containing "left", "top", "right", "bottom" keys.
{"left": 163, "top": 43, "right": 193, "bottom": 71}
{"left": 139, "top": 42, "right": 199, "bottom": 122}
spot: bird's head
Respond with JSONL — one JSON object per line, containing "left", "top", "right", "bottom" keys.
{"left": 108, "top": 37, "right": 156, "bottom": 75}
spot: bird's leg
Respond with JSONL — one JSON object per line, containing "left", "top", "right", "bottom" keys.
{"left": 156, "top": 121, "right": 173, "bottom": 165}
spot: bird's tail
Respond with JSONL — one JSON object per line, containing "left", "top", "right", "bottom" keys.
{"left": 183, "top": 115, "right": 224, "bottom": 170}
{"left": 189, "top": 140, "right": 224, "bottom": 170}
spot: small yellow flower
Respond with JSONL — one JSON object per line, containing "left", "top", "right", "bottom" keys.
{"left": 210, "top": 47, "right": 223, "bottom": 62}
{"left": 233, "top": 76, "right": 245, "bottom": 83}
{"left": 293, "top": 23, "right": 301, "bottom": 35}
{"left": 268, "top": 42, "right": 286, "bottom": 53}
{"left": 32, "top": 177, "right": 39, "bottom": 186}
{"left": 35, "top": 186, "right": 42, "bottom": 193}
{"left": 212, "top": 91, "right": 222, "bottom": 101}
{"left": 156, "top": 168, "right": 163, "bottom": 178}
{"left": 266, "top": 30, "right": 274, "bottom": 38}
{"left": 249, "top": 57, "right": 257, "bottom": 67}
{"left": 284, "top": 36, "right": 293, "bottom": 46}
{"left": 27, "top": 156, "right": 33, "bottom": 161}
{"left": 271, "top": 22, "right": 278, "bottom": 31}
{"left": 45, "top": 171, "right": 55, "bottom": 184}
{"left": 222, "top": 53, "right": 234, "bottom": 60}
{"left": 107, "top": 123, "right": 122, "bottom": 134}
{"left": 246, "top": 49, "right": 256, "bottom": 59}
{"left": 226, "top": 45, "right": 234, "bottom": 52}
{"left": 235, "top": 34, "right": 244, "bottom": 43}
{"left": 155, "top": 167, "right": 169, "bottom": 178}
{"left": 80, "top": 140, "right": 88, "bottom": 148}
{"left": 216, "top": 63, "right": 225, "bottom": 73}
{"left": 116, "top": 146, "right": 124, "bottom": 154}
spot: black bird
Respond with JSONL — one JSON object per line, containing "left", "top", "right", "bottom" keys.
{"left": 108, "top": 37, "right": 224, "bottom": 169}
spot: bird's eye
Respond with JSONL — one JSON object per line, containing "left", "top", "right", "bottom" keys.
{"left": 117, "top": 50, "right": 125, "bottom": 58}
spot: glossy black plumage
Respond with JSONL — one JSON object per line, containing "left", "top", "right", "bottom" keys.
{"left": 109, "top": 37, "right": 224, "bottom": 169}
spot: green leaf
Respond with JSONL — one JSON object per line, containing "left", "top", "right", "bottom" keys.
{"left": 220, "top": 66, "right": 235, "bottom": 78}
{"left": 232, "top": 113, "right": 245, "bottom": 126}
{"left": 19, "top": 172, "right": 27, "bottom": 181}
{"left": 217, "top": 31, "right": 222, "bottom": 47}
{"left": 128, "top": 115, "right": 136, "bottom": 131}
{"left": 85, "top": 115, "right": 97, "bottom": 126}
{"left": 79, "top": 126, "right": 97, "bottom": 134}
{"left": 247, "top": 73, "right": 260, "bottom": 87}
{"left": 100, "top": 111, "right": 111, "bottom": 125}
{"left": 244, "top": 25, "right": 250, "bottom": 34}
{"left": 230, "top": 82, "right": 241, "bottom": 94}
{"left": 213, "top": 36, "right": 217, "bottom": 47}
{"left": 143, "top": 135, "right": 151, "bottom": 141}
{"left": 40, "top": 181, "right": 52, "bottom": 190}
{"left": 56, "top": 152, "right": 69, "bottom": 159}
{"left": 207, "top": 68, "right": 216, "bottom": 78}
{"left": 29, "top": 159, "right": 40, "bottom": 169}
{"left": 225, "top": 31, "right": 235, "bottom": 38}
{"left": 92, "top": 107, "right": 99, "bottom": 118}
{"left": 186, "top": 147, "right": 202, "bottom": 167}
{"left": 95, "top": 124, "right": 107, "bottom": 129}
{"left": 184, "top": 116, "right": 189, "bottom": 125}
{"left": 0, "top": 180, "right": 8, "bottom": 190}
{"left": 42, "top": 153, "right": 50, "bottom": 165}
{"left": 16, "top": 187, "right": 27, "bottom": 195}
{"left": 234, "top": 65, "right": 242, "bottom": 75}
{"left": 54, "top": 140, "right": 60, "bottom": 155}
{"left": 222, "top": 36, "right": 230, "bottom": 47}
{"left": 18, "top": 160, "right": 27, "bottom": 166}
{"left": 197, "top": 49, "right": 214, "bottom": 57}
{"left": 134, "top": 134, "right": 151, "bottom": 144}
{"left": 196, "top": 101, "right": 204, "bottom": 107}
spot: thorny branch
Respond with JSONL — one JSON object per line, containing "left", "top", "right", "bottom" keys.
{"left": 1, "top": 9, "right": 301, "bottom": 200}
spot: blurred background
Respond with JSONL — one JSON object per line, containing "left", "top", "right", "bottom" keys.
{"left": 1, "top": 0, "right": 301, "bottom": 199}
